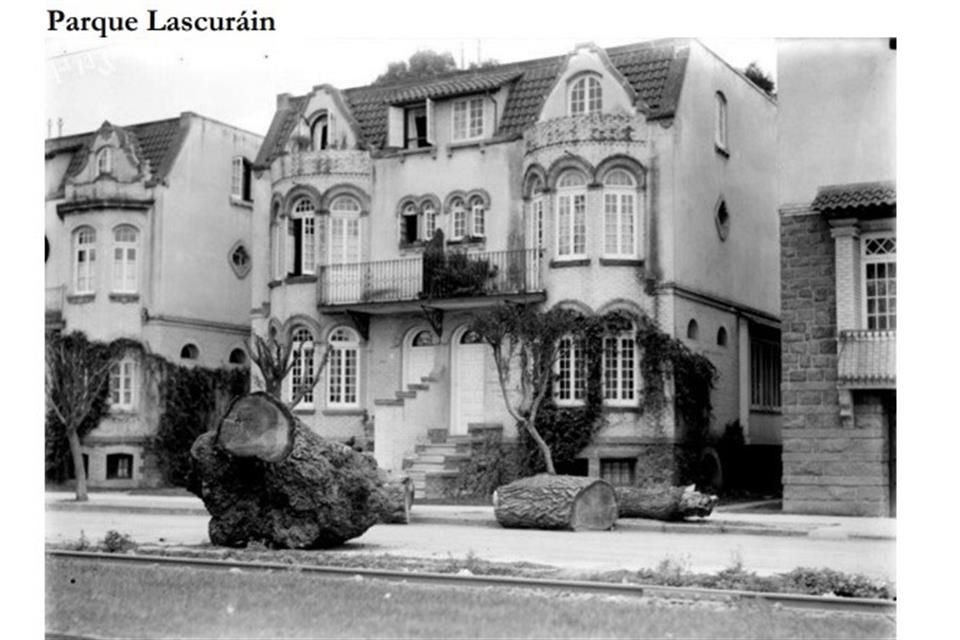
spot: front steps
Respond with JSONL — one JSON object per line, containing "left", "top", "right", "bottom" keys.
{"left": 402, "top": 423, "right": 504, "bottom": 500}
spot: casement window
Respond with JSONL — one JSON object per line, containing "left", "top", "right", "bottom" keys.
{"left": 602, "top": 170, "right": 638, "bottom": 257}
{"left": 469, "top": 195, "right": 486, "bottom": 237}
{"left": 555, "top": 335, "right": 586, "bottom": 405}
{"left": 555, "top": 170, "right": 588, "bottom": 259}
{"left": 527, "top": 176, "right": 545, "bottom": 251}
{"left": 74, "top": 227, "right": 97, "bottom": 294}
{"left": 231, "top": 156, "right": 253, "bottom": 202}
{"left": 451, "top": 197, "right": 468, "bottom": 239}
{"left": 750, "top": 337, "right": 781, "bottom": 410}
{"left": 106, "top": 453, "right": 133, "bottom": 480}
{"left": 405, "top": 104, "right": 431, "bottom": 149}
{"left": 600, "top": 458, "right": 635, "bottom": 486}
{"left": 328, "top": 327, "right": 360, "bottom": 408}
{"left": 569, "top": 75, "right": 602, "bottom": 116}
{"left": 453, "top": 97, "right": 484, "bottom": 141}
{"left": 400, "top": 201, "right": 437, "bottom": 244}
{"left": 311, "top": 113, "right": 329, "bottom": 150}
{"left": 96, "top": 148, "right": 112, "bottom": 175}
{"left": 602, "top": 323, "right": 638, "bottom": 405}
{"left": 287, "top": 197, "right": 317, "bottom": 276}
{"left": 289, "top": 326, "right": 316, "bottom": 407}
{"left": 715, "top": 92, "right": 728, "bottom": 151}
{"left": 329, "top": 196, "right": 362, "bottom": 265}
{"left": 111, "top": 225, "right": 138, "bottom": 293}
{"left": 862, "top": 235, "right": 896, "bottom": 330}
{"left": 109, "top": 355, "right": 137, "bottom": 410}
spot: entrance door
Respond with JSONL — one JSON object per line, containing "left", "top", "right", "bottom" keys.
{"left": 404, "top": 328, "right": 438, "bottom": 387}
{"left": 452, "top": 328, "right": 486, "bottom": 435}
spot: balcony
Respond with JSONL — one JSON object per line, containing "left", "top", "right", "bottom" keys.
{"left": 318, "top": 248, "right": 544, "bottom": 311}
{"left": 46, "top": 285, "right": 65, "bottom": 328}
{"left": 274, "top": 149, "right": 371, "bottom": 181}
{"left": 837, "top": 330, "right": 896, "bottom": 387}
{"left": 524, "top": 113, "right": 648, "bottom": 154}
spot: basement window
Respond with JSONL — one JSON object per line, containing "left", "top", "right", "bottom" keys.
{"left": 600, "top": 458, "right": 635, "bottom": 486}
{"left": 106, "top": 453, "right": 133, "bottom": 480}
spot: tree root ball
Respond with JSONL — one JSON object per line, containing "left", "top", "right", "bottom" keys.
{"left": 188, "top": 392, "right": 388, "bottom": 549}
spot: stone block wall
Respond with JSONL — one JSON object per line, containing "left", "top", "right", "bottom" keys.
{"left": 780, "top": 208, "right": 893, "bottom": 516}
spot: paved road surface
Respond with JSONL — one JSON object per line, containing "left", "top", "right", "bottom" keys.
{"left": 46, "top": 508, "right": 895, "bottom": 581}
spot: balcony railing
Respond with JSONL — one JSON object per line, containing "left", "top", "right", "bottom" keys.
{"left": 319, "top": 248, "right": 543, "bottom": 306}
{"left": 524, "top": 113, "right": 647, "bottom": 154}
{"left": 46, "top": 286, "right": 65, "bottom": 313}
{"left": 275, "top": 149, "right": 371, "bottom": 180}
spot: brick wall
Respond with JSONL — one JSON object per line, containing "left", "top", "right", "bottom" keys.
{"left": 780, "top": 209, "right": 892, "bottom": 516}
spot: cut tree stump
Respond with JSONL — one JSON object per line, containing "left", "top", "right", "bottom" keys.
{"left": 615, "top": 484, "right": 719, "bottom": 521}
{"left": 188, "top": 392, "right": 388, "bottom": 549}
{"left": 493, "top": 474, "right": 618, "bottom": 531}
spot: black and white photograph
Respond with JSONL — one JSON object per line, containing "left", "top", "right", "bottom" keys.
{"left": 23, "top": 1, "right": 925, "bottom": 637}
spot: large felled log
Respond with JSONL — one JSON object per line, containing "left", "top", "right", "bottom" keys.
{"left": 189, "top": 392, "right": 387, "bottom": 549}
{"left": 493, "top": 474, "right": 618, "bottom": 531}
{"left": 615, "top": 484, "right": 718, "bottom": 521}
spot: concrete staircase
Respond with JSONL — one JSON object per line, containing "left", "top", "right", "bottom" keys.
{"left": 402, "top": 423, "right": 505, "bottom": 500}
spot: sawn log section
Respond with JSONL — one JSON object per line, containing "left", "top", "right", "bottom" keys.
{"left": 493, "top": 474, "right": 618, "bottom": 531}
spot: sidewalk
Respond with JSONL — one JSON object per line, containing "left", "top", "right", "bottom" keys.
{"left": 45, "top": 491, "right": 896, "bottom": 541}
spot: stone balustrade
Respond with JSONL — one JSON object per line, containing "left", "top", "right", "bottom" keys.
{"left": 524, "top": 114, "right": 647, "bottom": 153}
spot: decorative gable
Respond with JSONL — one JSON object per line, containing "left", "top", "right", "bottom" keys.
{"left": 286, "top": 85, "right": 362, "bottom": 153}
{"left": 537, "top": 44, "right": 639, "bottom": 122}
{"left": 61, "top": 121, "right": 155, "bottom": 209}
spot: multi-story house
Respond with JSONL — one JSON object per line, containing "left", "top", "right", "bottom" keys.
{"left": 249, "top": 39, "right": 780, "bottom": 497}
{"left": 45, "top": 112, "right": 263, "bottom": 487}
{"left": 778, "top": 39, "right": 896, "bottom": 516}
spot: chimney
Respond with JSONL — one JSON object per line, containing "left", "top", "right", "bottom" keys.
{"left": 57, "top": 118, "right": 64, "bottom": 137}
{"left": 276, "top": 93, "right": 292, "bottom": 110}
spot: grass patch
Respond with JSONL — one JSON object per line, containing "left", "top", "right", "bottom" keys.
{"left": 47, "top": 556, "right": 894, "bottom": 639}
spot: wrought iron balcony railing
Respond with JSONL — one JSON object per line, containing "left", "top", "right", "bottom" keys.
{"left": 319, "top": 248, "right": 543, "bottom": 306}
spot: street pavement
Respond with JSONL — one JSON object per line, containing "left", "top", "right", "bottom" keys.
{"left": 45, "top": 491, "right": 896, "bottom": 581}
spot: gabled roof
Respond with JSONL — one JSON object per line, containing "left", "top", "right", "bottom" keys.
{"left": 255, "top": 39, "right": 690, "bottom": 166}
{"left": 46, "top": 116, "right": 186, "bottom": 195}
{"left": 812, "top": 181, "right": 897, "bottom": 214}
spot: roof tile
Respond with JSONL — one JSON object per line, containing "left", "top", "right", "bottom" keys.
{"left": 812, "top": 181, "right": 897, "bottom": 212}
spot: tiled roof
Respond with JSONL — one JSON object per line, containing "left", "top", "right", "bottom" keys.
{"left": 838, "top": 330, "right": 896, "bottom": 385}
{"left": 812, "top": 181, "right": 897, "bottom": 213}
{"left": 53, "top": 116, "right": 185, "bottom": 185}
{"left": 256, "top": 39, "right": 690, "bottom": 165}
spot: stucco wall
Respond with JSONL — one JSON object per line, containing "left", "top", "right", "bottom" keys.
{"left": 778, "top": 38, "right": 896, "bottom": 206}
{"left": 671, "top": 42, "right": 779, "bottom": 317}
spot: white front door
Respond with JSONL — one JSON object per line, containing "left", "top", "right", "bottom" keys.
{"left": 404, "top": 329, "right": 438, "bottom": 387}
{"left": 452, "top": 328, "right": 486, "bottom": 435}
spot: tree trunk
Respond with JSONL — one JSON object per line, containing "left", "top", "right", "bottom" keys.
{"left": 189, "top": 392, "right": 388, "bottom": 549}
{"left": 493, "top": 474, "right": 617, "bottom": 531}
{"left": 615, "top": 484, "right": 718, "bottom": 521}
{"left": 67, "top": 427, "right": 88, "bottom": 502}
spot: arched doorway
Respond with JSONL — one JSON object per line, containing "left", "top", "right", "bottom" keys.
{"left": 450, "top": 326, "right": 487, "bottom": 435}
{"left": 403, "top": 327, "right": 438, "bottom": 387}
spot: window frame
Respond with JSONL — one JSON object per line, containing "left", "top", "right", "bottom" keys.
{"left": 109, "top": 354, "right": 138, "bottom": 410}
{"left": 602, "top": 322, "right": 638, "bottom": 406}
{"left": 105, "top": 453, "right": 134, "bottom": 480}
{"left": 450, "top": 197, "right": 468, "bottom": 240}
{"left": 554, "top": 335, "right": 586, "bottom": 406}
{"left": 288, "top": 197, "right": 318, "bottom": 276}
{"left": 111, "top": 225, "right": 138, "bottom": 294}
{"left": 452, "top": 96, "right": 485, "bottom": 141}
{"left": 329, "top": 196, "right": 362, "bottom": 266}
{"left": 555, "top": 171, "right": 588, "bottom": 260}
{"left": 714, "top": 92, "right": 728, "bottom": 152}
{"left": 288, "top": 326, "right": 316, "bottom": 409}
{"left": 96, "top": 147, "right": 112, "bottom": 175}
{"left": 231, "top": 156, "right": 252, "bottom": 202}
{"left": 861, "top": 233, "right": 897, "bottom": 331}
{"left": 750, "top": 336, "right": 781, "bottom": 411}
{"left": 569, "top": 74, "right": 603, "bottom": 116}
{"left": 602, "top": 170, "right": 639, "bottom": 258}
{"left": 74, "top": 226, "right": 97, "bottom": 294}
{"left": 469, "top": 196, "right": 486, "bottom": 238}
{"left": 327, "top": 326, "right": 360, "bottom": 409}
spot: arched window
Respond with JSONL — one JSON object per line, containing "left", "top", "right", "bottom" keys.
{"left": 112, "top": 225, "right": 138, "bottom": 293}
{"left": 422, "top": 202, "right": 437, "bottom": 241}
{"left": 73, "top": 227, "right": 97, "bottom": 294}
{"left": 717, "top": 327, "right": 728, "bottom": 347}
{"left": 603, "top": 321, "right": 638, "bottom": 405}
{"left": 228, "top": 348, "right": 247, "bottom": 365}
{"left": 556, "top": 170, "right": 587, "bottom": 259}
{"left": 328, "top": 327, "right": 360, "bottom": 408}
{"left": 450, "top": 197, "right": 467, "bottom": 240}
{"left": 412, "top": 329, "right": 438, "bottom": 346}
{"left": 469, "top": 195, "right": 486, "bottom": 237}
{"left": 109, "top": 354, "right": 138, "bottom": 409}
{"left": 287, "top": 197, "right": 317, "bottom": 276}
{"left": 311, "top": 113, "right": 329, "bottom": 150}
{"left": 715, "top": 92, "right": 728, "bottom": 151}
{"left": 687, "top": 319, "right": 699, "bottom": 340}
{"left": 329, "top": 196, "right": 361, "bottom": 266}
{"left": 555, "top": 335, "right": 586, "bottom": 405}
{"left": 180, "top": 344, "right": 199, "bottom": 360}
{"left": 289, "top": 326, "right": 316, "bottom": 407}
{"left": 96, "top": 148, "right": 112, "bottom": 175}
{"left": 569, "top": 75, "right": 602, "bottom": 116}
{"left": 603, "top": 169, "right": 638, "bottom": 258}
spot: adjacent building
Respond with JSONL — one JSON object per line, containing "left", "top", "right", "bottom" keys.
{"left": 45, "top": 112, "right": 263, "bottom": 487}
{"left": 778, "top": 39, "right": 896, "bottom": 516}
{"left": 250, "top": 39, "right": 781, "bottom": 497}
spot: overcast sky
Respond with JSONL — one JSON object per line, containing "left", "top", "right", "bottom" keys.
{"left": 45, "top": 1, "right": 779, "bottom": 138}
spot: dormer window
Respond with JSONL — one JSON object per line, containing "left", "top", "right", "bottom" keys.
{"left": 406, "top": 104, "right": 431, "bottom": 149}
{"left": 569, "top": 75, "right": 602, "bottom": 116}
{"left": 453, "top": 97, "right": 484, "bottom": 141}
{"left": 311, "top": 113, "right": 329, "bottom": 150}
{"left": 388, "top": 100, "right": 434, "bottom": 149}
{"left": 96, "top": 148, "right": 112, "bottom": 175}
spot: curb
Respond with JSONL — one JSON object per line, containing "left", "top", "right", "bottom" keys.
{"left": 46, "top": 502, "right": 894, "bottom": 541}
